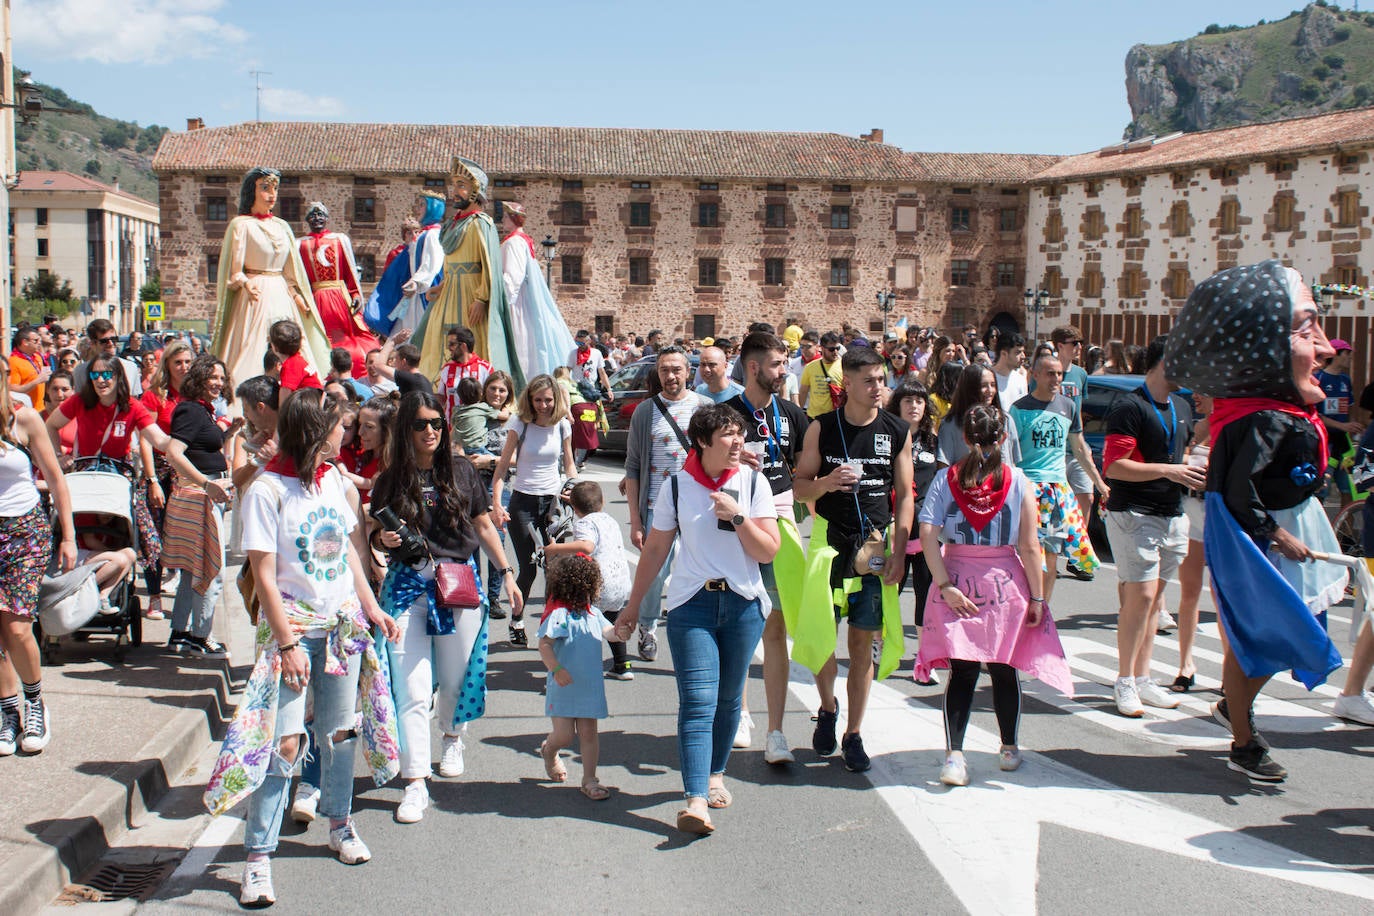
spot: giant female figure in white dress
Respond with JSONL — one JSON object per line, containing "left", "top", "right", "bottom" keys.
{"left": 498, "top": 201, "right": 574, "bottom": 379}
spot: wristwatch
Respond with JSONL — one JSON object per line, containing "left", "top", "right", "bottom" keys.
{"left": 497, "top": 566, "right": 515, "bottom": 578}
{"left": 730, "top": 513, "right": 745, "bottom": 527}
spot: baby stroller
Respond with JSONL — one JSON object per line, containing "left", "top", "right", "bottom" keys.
{"left": 37, "top": 457, "right": 143, "bottom": 663}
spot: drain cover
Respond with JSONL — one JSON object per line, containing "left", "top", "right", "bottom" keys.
{"left": 56, "top": 861, "right": 173, "bottom": 904}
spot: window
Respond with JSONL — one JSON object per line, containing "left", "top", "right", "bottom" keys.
{"left": 562, "top": 180, "right": 583, "bottom": 191}
{"left": 698, "top": 202, "right": 719, "bottom": 227}
{"left": 699, "top": 182, "right": 719, "bottom": 191}
{"left": 832, "top": 184, "right": 850, "bottom": 193}
{"left": 354, "top": 196, "right": 376, "bottom": 222}
{"left": 765, "top": 203, "right": 787, "bottom": 228}
{"left": 1339, "top": 190, "right": 1360, "bottom": 227}
{"left": 206, "top": 252, "right": 220, "bottom": 281}
{"left": 561, "top": 255, "right": 584, "bottom": 284}
{"left": 35, "top": 207, "right": 47, "bottom": 226}
{"left": 1044, "top": 211, "right": 1063, "bottom": 242}
{"left": 1220, "top": 199, "right": 1239, "bottom": 234}
{"left": 1168, "top": 267, "right": 1190, "bottom": 299}
{"left": 356, "top": 253, "right": 376, "bottom": 283}
{"left": 950, "top": 207, "right": 971, "bottom": 232}
{"left": 354, "top": 176, "right": 374, "bottom": 186}
{"left": 36, "top": 238, "right": 48, "bottom": 257}
{"left": 1169, "top": 201, "right": 1189, "bottom": 237}
{"left": 829, "top": 258, "right": 851, "bottom": 287}
{"left": 693, "top": 313, "right": 716, "bottom": 338}
{"left": 278, "top": 197, "right": 301, "bottom": 223}
{"left": 1123, "top": 266, "right": 1143, "bottom": 297}
{"left": 996, "top": 261, "right": 1016, "bottom": 287}
{"left": 764, "top": 257, "right": 785, "bottom": 285}
{"left": 280, "top": 176, "right": 299, "bottom": 187}
{"left": 1338, "top": 265, "right": 1360, "bottom": 286}
{"left": 1171, "top": 172, "right": 1190, "bottom": 189}
{"left": 629, "top": 202, "right": 651, "bottom": 227}
{"left": 1084, "top": 208, "right": 1104, "bottom": 240}
{"left": 896, "top": 205, "right": 918, "bottom": 232}
{"left": 595, "top": 315, "right": 615, "bottom": 335}
{"left": 493, "top": 179, "right": 522, "bottom": 189}
{"left": 561, "top": 200, "right": 584, "bottom": 225}
{"left": 766, "top": 183, "right": 786, "bottom": 192}
{"left": 424, "top": 177, "right": 447, "bottom": 188}
{"left": 1086, "top": 180, "right": 1103, "bottom": 197}
{"left": 630, "top": 181, "right": 651, "bottom": 190}
{"left": 1340, "top": 154, "right": 1361, "bottom": 173}
{"left": 1125, "top": 205, "right": 1143, "bottom": 238}
{"left": 206, "top": 196, "right": 228, "bottom": 221}
{"left": 1045, "top": 266, "right": 1063, "bottom": 297}
{"left": 895, "top": 257, "right": 917, "bottom": 289}
{"left": 952, "top": 187, "right": 972, "bottom": 195}
{"left": 999, "top": 208, "right": 1017, "bottom": 232}
{"left": 698, "top": 257, "right": 719, "bottom": 286}
{"left": 950, "top": 259, "right": 971, "bottom": 286}
{"left": 206, "top": 175, "right": 228, "bottom": 185}
{"left": 1083, "top": 268, "right": 1104, "bottom": 298}
{"left": 629, "top": 256, "right": 650, "bottom": 285}
{"left": 1275, "top": 195, "right": 1296, "bottom": 231}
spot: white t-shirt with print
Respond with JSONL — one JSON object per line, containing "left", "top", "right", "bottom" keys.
{"left": 240, "top": 468, "right": 358, "bottom": 612}
{"left": 572, "top": 510, "right": 631, "bottom": 612}
{"left": 651, "top": 466, "right": 777, "bottom": 614}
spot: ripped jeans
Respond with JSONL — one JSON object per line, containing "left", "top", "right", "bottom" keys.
{"left": 242, "top": 635, "right": 361, "bottom": 855}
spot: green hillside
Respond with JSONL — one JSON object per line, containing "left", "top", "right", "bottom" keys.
{"left": 11, "top": 71, "right": 163, "bottom": 202}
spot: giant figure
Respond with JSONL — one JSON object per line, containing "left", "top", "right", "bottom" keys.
{"left": 299, "top": 202, "right": 379, "bottom": 378}
{"left": 367, "top": 192, "right": 446, "bottom": 339}
{"left": 497, "top": 200, "right": 574, "bottom": 379}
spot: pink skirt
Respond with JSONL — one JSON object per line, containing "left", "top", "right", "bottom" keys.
{"left": 914, "top": 544, "right": 1073, "bottom": 695}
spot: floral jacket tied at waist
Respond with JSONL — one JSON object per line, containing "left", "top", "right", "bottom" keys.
{"left": 203, "top": 595, "right": 399, "bottom": 816}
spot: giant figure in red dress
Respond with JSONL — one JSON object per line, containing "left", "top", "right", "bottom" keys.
{"left": 299, "top": 202, "right": 379, "bottom": 378}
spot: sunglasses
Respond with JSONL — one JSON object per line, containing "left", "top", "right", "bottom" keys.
{"left": 410, "top": 416, "right": 445, "bottom": 432}
{"left": 751, "top": 408, "right": 771, "bottom": 440}
{"left": 98, "top": 336, "right": 117, "bottom": 344}
{"left": 89, "top": 370, "right": 116, "bottom": 381}
{"left": 823, "top": 346, "right": 840, "bottom": 354}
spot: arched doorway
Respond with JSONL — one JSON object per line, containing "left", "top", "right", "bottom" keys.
{"left": 988, "top": 311, "right": 1022, "bottom": 340}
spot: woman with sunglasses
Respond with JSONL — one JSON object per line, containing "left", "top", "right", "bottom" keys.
{"left": 490, "top": 374, "right": 576, "bottom": 646}
{"left": 55, "top": 348, "right": 81, "bottom": 374}
{"left": 371, "top": 391, "right": 522, "bottom": 824}
{"left": 885, "top": 346, "right": 916, "bottom": 388}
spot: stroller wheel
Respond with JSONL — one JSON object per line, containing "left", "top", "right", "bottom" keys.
{"left": 127, "top": 592, "right": 143, "bottom": 647}
{"left": 113, "top": 631, "right": 126, "bottom": 663}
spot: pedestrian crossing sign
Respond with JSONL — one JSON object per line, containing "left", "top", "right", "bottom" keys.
{"left": 144, "top": 301, "right": 165, "bottom": 321}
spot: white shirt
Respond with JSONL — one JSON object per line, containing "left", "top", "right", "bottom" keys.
{"left": 567, "top": 346, "right": 605, "bottom": 385}
{"left": 507, "top": 417, "right": 571, "bottom": 495}
{"left": 572, "top": 511, "right": 631, "bottom": 612}
{"left": 651, "top": 466, "right": 777, "bottom": 613}
{"left": 996, "top": 368, "right": 1027, "bottom": 412}
{"left": 240, "top": 468, "right": 358, "bottom": 611}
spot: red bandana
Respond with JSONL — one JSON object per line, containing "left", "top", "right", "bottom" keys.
{"left": 946, "top": 464, "right": 1011, "bottom": 532}
{"left": 250, "top": 212, "right": 274, "bottom": 221}
{"left": 682, "top": 450, "right": 738, "bottom": 493}
{"left": 1209, "top": 396, "right": 1328, "bottom": 470}
{"left": 575, "top": 345, "right": 592, "bottom": 366}
{"left": 264, "top": 454, "right": 332, "bottom": 488}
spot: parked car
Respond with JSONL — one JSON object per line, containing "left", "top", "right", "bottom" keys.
{"left": 600, "top": 353, "right": 701, "bottom": 453}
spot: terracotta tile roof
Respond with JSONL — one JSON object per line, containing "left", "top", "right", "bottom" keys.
{"left": 1032, "top": 105, "right": 1374, "bottom": 182}
{"left": 13, "top": 169, "right": 148, "bottom": 203}
{"left": 153, "top": 122, "right": 941, "bottom": 182}
{"left": 907, "top": 152, "right": 1064, "bottom": 183}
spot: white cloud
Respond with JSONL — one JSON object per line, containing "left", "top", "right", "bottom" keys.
{"left": 259, "top": 87, "right": 346, "bottom": 119}
{"left": 14, "top": 0, "right": 248, "bottom": 65}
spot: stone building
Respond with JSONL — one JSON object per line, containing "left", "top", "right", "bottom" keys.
{"left": 1027, "top": 106, "right": 1374, "bottom": 380}
{"left": 151, "top": 121, "right": 1055, "bottom": 341}
{"left": 9, "top": 170, "right": 159, "bottom": 332}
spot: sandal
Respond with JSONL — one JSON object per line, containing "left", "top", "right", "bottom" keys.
{"left": 1170, "top": 673, "right": 1195, "bottom": 693}
{"left": 580, "top": 779, "right": 612, "bottom": 801}
{"left": 676, "top": 808, "right": 715, "bottom": 835}
{"left": 539, "top": 742, "right": 567, "bottom": 782}
{"left": 706, "top": 785, "right": 733, "bottom": 809}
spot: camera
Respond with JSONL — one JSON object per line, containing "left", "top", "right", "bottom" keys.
{"left": 371, "top": 506, "right": 429, "bottom": 566}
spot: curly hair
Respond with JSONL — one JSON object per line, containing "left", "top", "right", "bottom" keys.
{"left": 545, "top": 553, "right": 602, "bottom": 611}
{"left": 179, "top": 353, "right": 234, "bottom": 406}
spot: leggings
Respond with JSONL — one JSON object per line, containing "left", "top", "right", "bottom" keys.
{"left": 603, "top": 608, "right": 628, "bottom": 669}
{"left": 507, "top": 490, "right": 556, "bottom": 616}
{"left": 943, "top": 659, "right": 1021, "bottom": 752}
{"left": 898, "top": 551, "right": 932, "bottom": 627}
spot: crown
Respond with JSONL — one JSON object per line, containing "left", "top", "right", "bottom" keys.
{"left": 421, "top": 189, "right": 445, "bottom": 200}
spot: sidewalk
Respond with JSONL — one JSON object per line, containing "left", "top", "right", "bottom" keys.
{"left": 0, "top": 564, "right": 256, "bottom": 916}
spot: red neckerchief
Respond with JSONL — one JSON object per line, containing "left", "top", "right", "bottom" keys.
{"left": 1209, "top": 396, "right": 1328, "bottom": 469}
{"left": 946, "top": 464, "right": 1012, "bottom": 532}
{"left": 263, "top": 454, "right": 331, "bottom": 488}
{"left": 451, "top": 204, "right": 481, "bottom": 223}
{"left": 250, "top": 212, "right": 274, "bottom": 221}
{"left": 307, "top": 230, "right": 329, "bottom": 240}
{"left": 575, "top": 345, "right": 592, "bottom": 366}
{"left": 196, "top": 399, "right": 216, "bottom": 417}
{"left": 682, "top": 450, "right": 739, "bottom": 492}
{"left": 510, "top": 229, "right": 536, "bottom": 257}
{"left": 421, "top": 222, "right": 441, "bottom": 231}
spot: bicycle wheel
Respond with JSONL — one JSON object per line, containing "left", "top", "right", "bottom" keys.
{"left": 1334, "top": 502, "right": 1366, "bottom": 557}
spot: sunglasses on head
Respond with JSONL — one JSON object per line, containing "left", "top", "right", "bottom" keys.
{"left": 89, "top": 370, "right": 116, "bottom": 381}
{"left": 410, "top": 416, "right": 445, "bottom": 431}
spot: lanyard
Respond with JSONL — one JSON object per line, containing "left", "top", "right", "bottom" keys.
{"left": 738, "top": 391, "right": 782, "bottom": 466}
{"left": 1140, "top": 384, "right": 1177, "bottom": 457}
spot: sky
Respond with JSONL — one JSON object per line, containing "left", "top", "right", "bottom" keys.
{"left": 11, "top": 0, "right": 1333, "bottom": 156}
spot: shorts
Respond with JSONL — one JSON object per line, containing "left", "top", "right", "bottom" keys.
{"left": 835, "top": 572, "right": 883, "bottom": 631}
{"left": 1183, "top": 495, "right": 1205, "bottom": 542}
{"left": 1105, "top": 509, "right": 1188, "bottom": 584}
{"left": 0, "top": 503, "right": 52, "bottom": 619}
{"left": 1065, "top": 453, "right": 1093, "bottom": 496}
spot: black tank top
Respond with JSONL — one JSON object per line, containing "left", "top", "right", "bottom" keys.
{"left": 815, "top": 409, "right": 909, "bottom": 543}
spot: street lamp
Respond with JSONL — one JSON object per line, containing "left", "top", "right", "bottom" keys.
{"left": 876, "top": 288, "right": 896, "bottom": 338}
{"left": 1023, "top": 287, "right": 1050, "bottom": 345}
{"left": 541, "top": 234, "right": 557, "bottom": 283}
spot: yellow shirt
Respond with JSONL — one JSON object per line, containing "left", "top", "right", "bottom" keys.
{"left": 800, "top": 358, "right": 842, "bottom": 418}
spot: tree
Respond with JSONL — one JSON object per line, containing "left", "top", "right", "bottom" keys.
{"left": 139, "top": 271, "right": 162, "bottom": 303}
{"left": 84, "top": 158, "right": 101, "bottom": 176}
{"left": 22, "top": 273, "right": 74, "bottom": 301}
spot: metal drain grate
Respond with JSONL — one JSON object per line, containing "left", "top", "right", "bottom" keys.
{"left": 56, "top": 861, "right": 173, "bottom": 904}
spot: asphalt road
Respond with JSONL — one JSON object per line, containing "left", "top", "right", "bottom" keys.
{"left": 113, "top": 455, "right": 1374, "bottom": 914}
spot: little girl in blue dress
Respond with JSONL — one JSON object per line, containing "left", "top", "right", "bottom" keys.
{"left": 537, "top": 554, "right": 623, "bottom": 800}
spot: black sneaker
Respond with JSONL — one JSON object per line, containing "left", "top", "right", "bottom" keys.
{"left": 20, "top": 698, "right": 50, "bottom": 753}
{"left": 605, "top": 663, "right": 634, "bottom": 681}
{"left": 1065, "top": 562, "right": 1095, "bottom": 582}
{"left": 1228, "top": 740, "right": 1286, "bottom": 782}
{"left": 167, "top": 630, "right": 191, "bottom": 653}
{"left": 0, "top": 711, "right": 20, "bottom": 756}
{"left": 812, "top": 704, "right": 839, "bottom": 756}
{"left": 1212, "top": 699, "right": 1268, "bottom": 749}
{"left": 509, "top": 623, "right": 528, "bottom": 647}
{"left": 841, "top": 733, "right": 871, "bottom": 772}
{"left": 181, "top": 636, "right": 228, "bottom": 659}
{"left": 487, "top": 602, "right": 507, "bottom": 620}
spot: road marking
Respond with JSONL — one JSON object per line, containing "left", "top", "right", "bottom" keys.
{"left": 781, "top": 670, "right": 1374, "bottom": 914}
{"left": 163, "top": 811, "right": 242, "bottom": 889}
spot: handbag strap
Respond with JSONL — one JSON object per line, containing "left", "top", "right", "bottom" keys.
{"left": 653, "top": 395, "right": 692, "bottom": 452}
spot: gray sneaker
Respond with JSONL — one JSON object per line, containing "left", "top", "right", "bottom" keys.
{"left": 637, "top": 626, "right": 658, "bottom": 662}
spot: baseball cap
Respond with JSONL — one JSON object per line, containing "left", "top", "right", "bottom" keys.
{"left": 1332, "top": 338, "right": 1353, "bottom": 352}
{"left": 883, "top": 331, "right": 899, "bottom": 341}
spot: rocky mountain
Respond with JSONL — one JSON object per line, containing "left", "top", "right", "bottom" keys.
{"left": 11, "top": 71, "right": 163, "bottom": 202}
{"left": 1125, "top": 2, "right": 1374, "bottom": 139}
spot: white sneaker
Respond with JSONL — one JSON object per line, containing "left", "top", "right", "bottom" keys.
{"left": 0, "top": 712, "right": 18, "bottom": 756}
{"left": 395, "top": 781, "right": 429, "bottom": 824}
{"left": 1156, "top": 610, "right": 1177, "bottom": 632}
{"left": 764, "top": 729, "right": 795, "bottom": 764}
{"left": 1114, "top": 678, "right": 1144, "bottom": 718}
{"left": 239, "top": 858, "right": 275, "bottom": 908}
{"left": 290, "top": 783, "right": 319, "bottom": 824}
{"left": 20, "top": 699, "right": 50, "bottom": 753}
{"left": 1136, "top": 676, "right": 1181, "bottom": 710}
{"left": 999, "top": 745, "right": 1023, "bottom": 772}
{"left": 733, "top": 711, "right": 754, "bottom": 749}
{"left": 438, "top": 733, "right": 466, "bottom": 777}
{"left": 1333, "top": 691, "right": 1374, "bottom": 726}
{"left": 939, "top": 752, "right": 969, "bottom": 786}
{"left": 328, "top": 819, "right": 371, "bottom": 864}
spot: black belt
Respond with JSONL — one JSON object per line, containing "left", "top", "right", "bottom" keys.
{"left": 704, "top": 578, "right": 729, "bottom": 592}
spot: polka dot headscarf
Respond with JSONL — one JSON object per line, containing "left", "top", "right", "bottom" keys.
{"left": 1164, "top": 259, "right": 1302, "bottom": 404}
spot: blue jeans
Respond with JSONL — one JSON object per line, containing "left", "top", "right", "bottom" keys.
{"left": 638, "top": 505, "right": 678, "bottom": 631}
{"left": 169, "top": 500, "right": 224, "bottom": 639}
{"left": 664, "top": 585, "right": 765, "bottom": 799}
{"left": 243, "top": 636, "right": 361, "bottom": 855}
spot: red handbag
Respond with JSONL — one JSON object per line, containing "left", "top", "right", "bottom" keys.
{"left": 434, "top": 561, "right": 481, "bottom": 609}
